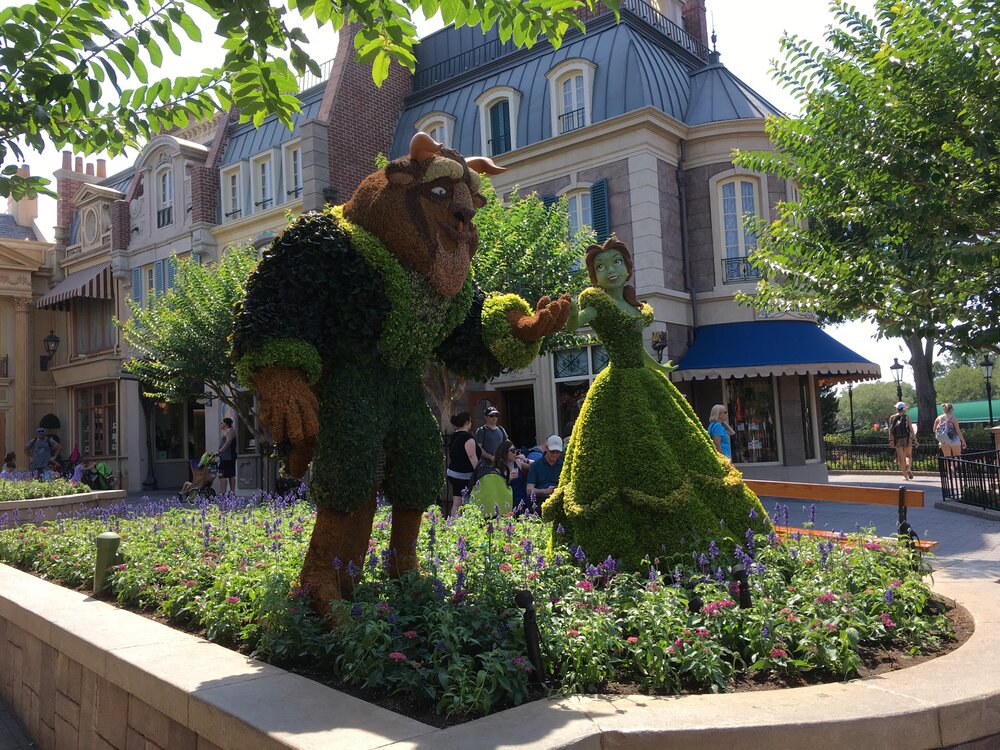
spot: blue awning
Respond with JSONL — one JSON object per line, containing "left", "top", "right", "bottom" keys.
{"left": 673, "top": 321, "right": 880, "bottom": 384}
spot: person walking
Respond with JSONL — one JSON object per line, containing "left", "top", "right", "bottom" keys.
{"left": 888, "top": 401, "right": 917, "bottom": 480}
{"left": 25, "top": 427, "right": 59, "bottom": 477}
{"left": 707, "top": 404, "right": 735, "bottom": 460}
{"left": 474, "top": 406, "right": 508, "bottom": 464}
{"left": 215, "top": 418, "right": 238, "bottom": 494}
{"left": 934, "top": 403, "right": 966, "bottom": 458}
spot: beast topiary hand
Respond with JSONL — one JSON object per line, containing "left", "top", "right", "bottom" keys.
{"left": 506, "top": 293, "right": 572, "bottom": 342}
{"left": 252, "top": 366, "right": 319, "bottom": 477}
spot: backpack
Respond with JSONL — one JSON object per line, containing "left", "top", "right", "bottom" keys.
{"left": 935, "top": 417, "right": 950, "bottom": 442}
{"left": 890, "top": 414, "right": 910, "bottom": 441}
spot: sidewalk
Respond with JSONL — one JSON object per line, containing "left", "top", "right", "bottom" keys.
{"left": 3, "top": 473, "right": 999, "bottom": 749}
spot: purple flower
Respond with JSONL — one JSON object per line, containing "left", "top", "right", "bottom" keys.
{"left": 884, "top": 588, "right": 895, "bottom": 605}
{"left": 697, "top": 553, "right": 709, "bottom": 569}
{"left": 331, "top": 557, "right": 342, "bottom": 570}
{"left": 761, "top": 625, "right": 770, "bottom": 637}
{"left": 708, "top": 540, "right": 719, "bottom": 558}
{"left": 572, "top": 545, "right": 586, "bottom": 562}
{"left": 556, "top": 524, "right": 565, "bottom": 535}
{"left": 520, "top": 537, "right": 534, "bottom": 558}
{"left": 585, "top": 564, "right": 599, "bottom": 578}
{"left": 602, "top": 556, "right": 617, "bottom": 574}
{"left": 457, "top": 535, "right": 468, "bottom": 561}
{"left": 808, "top": 504, "right": 817, "bottom": 525}
{"left": 748, "top": 508, "right": 758, "bottom": 519}
{"left": 346, "top": 560, "right": 360, "bottom": 579}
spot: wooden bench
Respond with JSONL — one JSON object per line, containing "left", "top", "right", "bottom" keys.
{"left": 744, "top": 479, "right": 939, "bottom": 552}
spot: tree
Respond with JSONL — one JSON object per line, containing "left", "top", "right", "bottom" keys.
{"left": 424, "top": 180, "right": 593, "bottom": 426}
{"left": 117, "top": 245, "right": 259, "bottom": 434}
{"left": 1, "top": 0, "right": 618, "bottom": 198}
{"left": 734, "top": 0, "right": 1000, "bottom": 439}
{"left": 837, "top": 380, "right": 915, "bottom": 433}
{"left": 935, "top": 365, "right": 986, "bottom": 404}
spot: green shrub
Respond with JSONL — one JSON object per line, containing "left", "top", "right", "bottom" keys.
{"left": 0, "top": 477, "right": 91, "bottom": 503}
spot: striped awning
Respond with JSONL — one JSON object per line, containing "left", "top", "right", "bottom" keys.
{"left": 35, "top": 262, "right": 114, "bottom": 310}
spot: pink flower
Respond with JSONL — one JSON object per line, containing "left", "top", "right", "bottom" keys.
{"left": 403, "top": 630, "right": 417, "bottom": 639}
{"left": 499, "top": 563, "right": 512, "bottom": 572}
{"left": 702, "top": 599, "right": 735, "bottom": 617}
{"left": 770, "top": 648, "right": 788, "bottom": 659}
{"left": 226, "top": 596, "right": 240, "bottom": 604}
{"left": 388, "top": 651, "right": 407, "bottom": 662}
{"left": 815, "top": 592, "right": 838, "bottom": 604}
{"left": 696, "top": 628, "right": 710, "bottom": 637}
{"left": 626, "top": 636, "right": 638, "bottom": 644}
{"left": 576, "top": 580, "right": 594, "bottom": 591}
{"left": 113, "top": 563, "right": 127, "bottom": 570}
{"left": 154, "top": 565, "right": 169, "bottom": 572}
{"left": 526, "top": 572, "right": 539, "bottom": 580}
{"left": 184, "top": 579, "right": 197, "bottom": 587}
{"left": 881, "top": 612, "right": 895, "bottom": 629}
{"left": 567, "top": 629, "right": 580, "bottom": 638}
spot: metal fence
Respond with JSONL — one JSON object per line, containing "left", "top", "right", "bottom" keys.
{"left": 822, "top": 441, "right": 993, "bottom": 473}
{"left": 939, "top": 449, "right": 1000, "bottom": 511}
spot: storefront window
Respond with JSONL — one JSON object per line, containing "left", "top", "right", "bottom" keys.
{"left": 76, "top": 383, "right": 117, "bottom": 458}
{"left": 553, "top": 345, "right": 608, "bottom": 437}
{"left": 800, "top": 376, "right": 816, "bottom": 460}
{"left": 154, "top": 402, "right": 184, "bottom": 460}
{"left": 725, "top": 378, "right": 779, "bottom": 463}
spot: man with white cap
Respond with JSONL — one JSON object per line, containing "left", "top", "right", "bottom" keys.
{"left": 888, "top": 401, "right": 917, "bottom": 480}
{"left": 526, "top": 434, "right": 565, "bottom": 507}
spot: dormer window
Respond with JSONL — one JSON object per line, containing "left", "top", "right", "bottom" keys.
{"left": 221, "top": 165, "right": 244, "bottom": 221}
{"left": 546, "top": 59, "right": 596, "bottom": 137}
{"left": 156, "top": 167, "right": 173, "bottom": 228}
{"left": 250, "top": 152, "right": 276, "bottom": 212}
{"left": 475, "top": 87, "right": 521, "bottom": 157}
{"left": 283, "top": 141, "right": 303, "bottom": 199}
{"left": 415, "top": 112, "right": 456, "bottom": 149}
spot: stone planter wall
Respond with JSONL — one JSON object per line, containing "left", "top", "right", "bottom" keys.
{"left": 0, "top": 489, "right": 127, "bottom": 526}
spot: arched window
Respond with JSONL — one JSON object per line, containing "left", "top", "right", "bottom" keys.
{"left": 155, "top": 167, "right": 173, "bottom": 228}
{"left": 415, "top": 112, "right": 456, "bottom": 149}
{"left": 475, "top": 87, "right": 521, "bottom": 156}
{"left": 708, "top": 170, "right": 768, "bottom": 287}
{"left": 545, "top": 59, "right": 596, "bottom": 137}
{"left": 565, "top": 190, "right": 592, "bottom": 236}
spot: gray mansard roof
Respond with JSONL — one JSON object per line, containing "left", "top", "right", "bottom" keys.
{"left": 391, "top": 11, "right": 781, "bottom": 157}
{"left": 220, "top": 85, "right": 325, "bottom": 167}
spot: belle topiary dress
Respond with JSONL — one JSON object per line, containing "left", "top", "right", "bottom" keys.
{"left": 541, "top": 287, "right": 771, "bottom": 570}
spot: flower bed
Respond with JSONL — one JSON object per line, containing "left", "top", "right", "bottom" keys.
{"left": 0, "top": 472, "right": 91, "bottom": 502}
{"left": 0, "top": 492, "right": 953, "bottom": 720}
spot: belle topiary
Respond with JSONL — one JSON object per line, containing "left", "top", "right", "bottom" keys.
{"left": 232, "top": 133, "right": 571, "bottom": 615}
{"left": 542, "top": 237, "right": 771, "bottom": 570}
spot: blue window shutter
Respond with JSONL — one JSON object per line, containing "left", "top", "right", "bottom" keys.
{"left": 131, "top": 268, "right": 142, "bottom": 306}
{"left": 166, "top": 256, "right": 176, "bottom": 289}
{"left": 192, "top": 252, "right": 202, "bottom": 265}
{"left": 590, "top": 178, "right": 610, "bottom": 242}
{"left": 489, "top": 100, "right": 510, "bottom": 155}
{"left": 541, "top": 194, "right": 558, "bottom": 209}
{"left": 154, "top": 260, "right": 165, "bottom": 295}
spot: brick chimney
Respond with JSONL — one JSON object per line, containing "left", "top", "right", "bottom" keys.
{"left": 682, "top": 0, "right": 709, "bottom": 49}
{"left": 6, "top": 165, "right": 38, "bottom": 227}
{"left": 321, "top": 23, "right": 413, "bottom": 203}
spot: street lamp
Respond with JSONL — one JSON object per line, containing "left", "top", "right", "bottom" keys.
{"left": 40, "top": 330, "right": 60, "bottom": 371}
{"left": 889, "top": 358, "right": 904, "bottom": 402}
{"left": 980, "top": 354, "right": 995, "bottom": 427}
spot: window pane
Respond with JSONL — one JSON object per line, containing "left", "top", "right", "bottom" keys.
{"left": 574, "top": 75, "right": 584, "bottom": 109}
{"left": 741, "top": 180, "right": 758, "bottom": 252}
{"left": 591, "top": 345, "right": 608, "bottom": 374}
{"left": 581, "top": 191, "right": 592, "bottom": 228}
{"left": 557, "top": 380, "right": 589, "bottom": 438}
{"left": 722, "top": 182, "right": 740, "bottom": 258}
{"left": 554, "top": 348, "right": 589, "bottom": 378}
{"left": 154, "top": 402, "right": 184, "bottom": 460}
{"left": 726, "top": 378, "right": 779, "bottom": 463}
{"left": 567, "top": 195, "right": 580, "bottom": 235}
{"left": 488, "top": 100, "right": 510, "bottom": 155}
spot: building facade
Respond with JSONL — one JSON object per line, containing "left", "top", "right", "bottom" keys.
{"left": 389, "top": 0, "right": 878, "bottom": 480}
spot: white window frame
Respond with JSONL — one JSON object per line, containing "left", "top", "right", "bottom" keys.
{"left": 155, "top": 165, "right": 173, "bottom": 228}
{"left": 475, "top": 87, "right": 521, "bottom": 156}
{"left": 250, "top": 154, "right": 275, "bottom": 213}
{"left": 561, "top": 188, "right": 593, "bottom": 236}
{"left": 414, "top": 112, "right": 456, "bottom": 149}
{"left": 221, "top": 165, "right": 244, "bottom": 222}
{"left": 545, "top": 59, "right": 596, "bottom": 137}
{"left": 708, "top": 169, "right": 770, "bottom": 290}
{"left": 282, "top": 140, "right": 303, "bottom": 200}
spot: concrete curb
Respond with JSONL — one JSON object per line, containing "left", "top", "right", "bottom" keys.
{"left": 1, "top": 564, "right": 999, "bottom": 749}
{"left": 0, "top": 489, "right": 127, "bottom": 525}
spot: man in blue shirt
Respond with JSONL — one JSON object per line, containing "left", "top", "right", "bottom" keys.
{"left": 527, "top": 434, "right": 564, "bottom": 506}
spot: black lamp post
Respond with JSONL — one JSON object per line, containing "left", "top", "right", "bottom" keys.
{"left": 848, "top": 384, "right": 856, "bottom": 446}
{"left": 981, "top": 354, "right": 995, "bottom": 427}
{"left": 40, "top": 330, "right": 60, "bottom": 371}
{"left": 890, "top": 357, "right": 904, "bottom": 402}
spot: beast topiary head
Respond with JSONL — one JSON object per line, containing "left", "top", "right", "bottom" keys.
{"left": 343, "top": 132, "right": 504, "bottom": 298}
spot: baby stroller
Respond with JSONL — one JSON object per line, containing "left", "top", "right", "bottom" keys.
{"left": 179, "top": 452, "right": 219, "bottom": 502}
{"left": 82, "top": 461, "right": 117, "bottom": 490}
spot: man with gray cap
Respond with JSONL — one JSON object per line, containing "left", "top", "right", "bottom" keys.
{"left": 25, "top": 427, "right": 59, "bottom": 477}
{"left": 888, "top": 401, "right": 917, "bottom": 480}
{"left": 526, "top": 434, "right": 565, "bottom": 508}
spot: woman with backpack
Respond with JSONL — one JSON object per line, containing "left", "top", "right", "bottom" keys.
{"left": 888, "top": 401, "right": 918, "bottom": 480}
{"left": 934, "top": 403, "right": 966, "bottom": 458}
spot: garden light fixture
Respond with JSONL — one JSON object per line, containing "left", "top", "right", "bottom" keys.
{"left": 890, "top": 358, "right": 904, "bottom": 401}
{"left": 981, "top": 354, "right": 994, "bottom": 427}
{"left": 40, "top": 330, "right": 60, "bottom": 371}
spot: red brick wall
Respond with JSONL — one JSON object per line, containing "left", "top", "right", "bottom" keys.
{"left": 56, "top": 177, "right": 82, "bottom": 233}
{"left": 326, "top": 23, "right": 412, "bottom": 204}
{"left": 111, "top": 200, "right": 130, "bottom": 251}
{"left": 682, "top": 0, "right": 709, "bottom": 48}
{"left": 190, "top": 165, "right": 219, "bottom": 224}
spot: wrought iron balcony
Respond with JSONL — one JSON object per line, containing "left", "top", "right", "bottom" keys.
{"left": 722, "top": 256, "right": 763, "bottom": 284}
{"left": 558, "top": 107, "right": 586, "bottom": 134}
{"left": 156, "top": 206, "right": 172, "bottom": 228}
{"left": 489, "top": 132, "right": 511, "bottom": 156}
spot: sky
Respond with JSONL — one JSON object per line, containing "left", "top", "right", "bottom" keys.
{"left": 8, "top": 0, "right": 916, "bottom": 387}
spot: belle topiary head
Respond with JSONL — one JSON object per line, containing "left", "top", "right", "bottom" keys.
{"left": 343, "top": 132, "right": 505, "bottom": 299}
{"left": 585, "top": 235, "right": 640, "bottom": 309}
